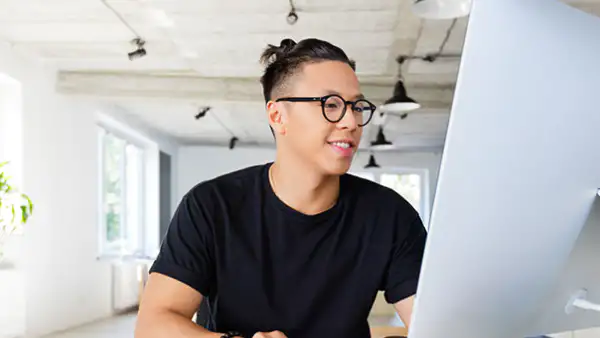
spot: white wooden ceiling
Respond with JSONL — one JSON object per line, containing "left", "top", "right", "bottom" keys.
{"left": 1, "top": 0, "right": 599, "bottom": 150}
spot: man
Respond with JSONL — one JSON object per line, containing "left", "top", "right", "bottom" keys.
{"left": 135, "top": 38, "right": 427, "bottom": 338}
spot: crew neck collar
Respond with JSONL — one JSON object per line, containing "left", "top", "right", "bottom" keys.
{"left": 262, "top": 162, "right": 344, "bottom": 223}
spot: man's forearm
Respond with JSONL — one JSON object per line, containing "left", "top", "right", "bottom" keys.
{"left": 135, "top": 310, "right": 222, "bottom": 338}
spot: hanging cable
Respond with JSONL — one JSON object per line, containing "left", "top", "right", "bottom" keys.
{"left": 398, "top": 18, "right": 460, "bottom": 63}
{"left": 426, "top": 18, "right": 457, "bottom": 61}
{"left": 100, "top": 0, "right": 141, "bottom": 38}
{"left": 210, "top": 111, "right": 248, "bottom": 150}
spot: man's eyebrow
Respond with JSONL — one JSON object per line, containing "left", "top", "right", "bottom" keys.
{"left": 323, "top": 90, "right": 365, "bottom": 100}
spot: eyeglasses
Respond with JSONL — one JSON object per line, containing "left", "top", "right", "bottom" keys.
{"left": 275, "top": 94, "right": 376, "bottom": 127}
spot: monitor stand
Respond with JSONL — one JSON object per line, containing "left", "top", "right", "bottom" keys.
{"left": 527, "top": 191, "right": 600, "bottom": 335}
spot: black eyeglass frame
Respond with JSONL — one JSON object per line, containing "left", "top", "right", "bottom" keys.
{"left": 275, "top": 94, "right": 377, "bottom": 127}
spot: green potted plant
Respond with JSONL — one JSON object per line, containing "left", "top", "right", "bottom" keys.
{"left": 0, "top": 161, "right": 33, "bottom": 262}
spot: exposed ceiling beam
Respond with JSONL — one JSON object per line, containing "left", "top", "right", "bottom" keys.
{"left": 177, "top": 137, "right": 445, "bottom": 153}
{"left": 56, "top": 71, "right": 456, "bottom": 109}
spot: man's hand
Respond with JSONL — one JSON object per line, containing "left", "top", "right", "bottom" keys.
{"left": 252, "top": 331, "right": 287, "bottom": 338}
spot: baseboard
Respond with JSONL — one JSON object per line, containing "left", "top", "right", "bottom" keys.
{"left": 113, "top": 305, "right": 138, "bottom": 316}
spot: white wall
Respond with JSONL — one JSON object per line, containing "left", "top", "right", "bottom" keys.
{"left": 177, "top": 146, "right": 275, "bottom": 203}
{"left": 176, "top": 145, "right": 442, "bottom": 216}
{"left": 0, "top": 61, "right": 26, "bottom": 338}
{"left": 0, "top": 42, "right": 113, "bottom": 336}
{"left": 0, "top": 42, "right": 177, "bottom": 337}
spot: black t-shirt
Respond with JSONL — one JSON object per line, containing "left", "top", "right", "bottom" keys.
{"left": 150, "top": 162, "right": 427, "bottom": 338}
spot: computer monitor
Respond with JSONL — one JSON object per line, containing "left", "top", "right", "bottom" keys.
{"left": 409, "top": 1, "right": 600, "bottom": 337}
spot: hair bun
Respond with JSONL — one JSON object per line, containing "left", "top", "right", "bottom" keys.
{"left": 278, "top": 38, "right": 296, "bottom": 53}
{"left": 260, "top": 38, "right": 297, "bottom": 66}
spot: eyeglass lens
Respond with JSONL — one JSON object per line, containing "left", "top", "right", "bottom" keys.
{"left": 323, "top": 96, "right": 374, "bottom": 126}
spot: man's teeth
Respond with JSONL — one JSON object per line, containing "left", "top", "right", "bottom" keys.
{"left": 332, "top": 142, "right": 351, "bottom": 149}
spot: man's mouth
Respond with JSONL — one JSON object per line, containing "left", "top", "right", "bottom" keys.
{"left": 327, "top": 139, "right": 355, "bottom": 157}
{"left": 329, "top": 141, "right": 352, "bottom": 149}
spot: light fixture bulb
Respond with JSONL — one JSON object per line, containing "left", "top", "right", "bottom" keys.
{"left": 287, "top": 10, "right": 298, "bottom": 25}
{"left": 412, "top": 0, "right": 472, "bottom": 19}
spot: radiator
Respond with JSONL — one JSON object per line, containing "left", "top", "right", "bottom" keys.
{"left": 111, "top": 262, "right": 145, "bottom": 312}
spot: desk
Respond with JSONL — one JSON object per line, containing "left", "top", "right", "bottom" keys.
{"left": 370, "top": 326, "right": 408, "bottom": 337}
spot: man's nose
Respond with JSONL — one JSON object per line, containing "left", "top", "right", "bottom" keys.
{"left": 336, "top": 106, "right": 359, "bottom": 130}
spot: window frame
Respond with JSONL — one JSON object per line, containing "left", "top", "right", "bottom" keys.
{"left": 97, "top": 122, "right": 147, "bottom": 258}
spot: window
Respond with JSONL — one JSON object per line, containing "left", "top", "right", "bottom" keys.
{"left": 98, "top": 126, "right": 145, "bottom": 256}
{"left": 351, "top": 170, "right": 429, "bottom": 226}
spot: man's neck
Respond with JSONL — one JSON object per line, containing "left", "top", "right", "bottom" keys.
{"left": 270, "top": 155, "right": 340, "bottom": 216}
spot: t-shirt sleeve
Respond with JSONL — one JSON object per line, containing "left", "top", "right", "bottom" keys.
{"left": 383, "top": 214, "right": 427, "bottom": 304}
{"left": 149, "top": 190, "right": 215, "bottom": 297}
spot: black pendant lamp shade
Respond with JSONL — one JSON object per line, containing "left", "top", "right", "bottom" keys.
{"left": 364, "top": 154, "right": 380, "bottom": 169}
{"left": 380, "top": 80, "right": 421, "bottom": 114}
{"left": 370, "top": 126, "right": 394, "bottom": 150}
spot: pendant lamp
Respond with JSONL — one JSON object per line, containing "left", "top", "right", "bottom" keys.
{"left": 364, "top": 154, "right": 380, "bottom": 169}
{"left": 412, "top": 0, "right": 472, "bottom": 20}
{"left": 370, "top": 127, "right": 395, "bottom": 151}
{"left": 380, "top": 80, "right": 421, "bottom": 114}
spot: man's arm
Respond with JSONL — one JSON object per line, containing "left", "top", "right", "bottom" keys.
{"left": 135, "top": 190, "right": 223, "bottom": 338}
{"left": 135, "top": 273, "right": 288, "bottom": 338}
{"left": 393, "top": 295, "right": 415, "bottom": 329}
{"left": 382, "top": 206, "right": 427, "bottom": 331}
{"left": 135, "top": 272, "right": 221, "bottom": 338}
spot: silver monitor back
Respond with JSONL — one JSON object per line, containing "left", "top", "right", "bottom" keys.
{"left": 409, "top": 1, "right": 600, "bottom": 337}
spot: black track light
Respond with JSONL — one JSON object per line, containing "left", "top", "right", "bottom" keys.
{"left": 229, "top": 137, "right": 239, "bottom": 150}
{"left": 128, "top": 38, "right": 147, "bottom": 61}
{"left": 195, "top": 107, "right": 211, "bottom": 120}
{"left": 287, "top": 0, "right": 298, "bottom": 24}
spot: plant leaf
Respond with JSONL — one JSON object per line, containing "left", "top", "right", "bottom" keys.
{"left": 0, "top": 161, "right": 34, "bottom": 231}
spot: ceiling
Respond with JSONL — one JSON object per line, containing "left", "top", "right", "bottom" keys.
{"left": 1, "top": 0, "right": 599, "bottom": 151}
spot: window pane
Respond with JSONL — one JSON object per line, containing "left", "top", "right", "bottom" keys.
{"left": 380, "top": 173, "right": 422, "bottom": 215}
{"left": 103, "top": 133, "right": 125, "bottom": 244}
{"left": 125, "top": 143, "right": 143, "bottom": 254}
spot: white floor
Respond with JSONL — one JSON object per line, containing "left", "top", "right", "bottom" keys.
{"left": 42, "top": 314, "right": 137, "bottom": 338}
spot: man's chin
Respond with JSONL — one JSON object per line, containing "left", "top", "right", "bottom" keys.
{"left": 322, "top": 160, "right": 353, "bottom": 176}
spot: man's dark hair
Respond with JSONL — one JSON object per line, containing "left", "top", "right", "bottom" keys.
{"left": 260, "top": 38, "right": 356, "bottom": 103}
{"left": 259, "top": 38, "right": 356, "bottom": 137}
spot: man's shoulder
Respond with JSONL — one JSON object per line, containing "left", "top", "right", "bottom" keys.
{"left": 342, "top": 173, "right": 418, "bottom": 216}
{"left": 343, "top": 173, "right": 402, "bottom": 200}
{"left": 186, "top": 163, "right": 268, "bottom": 201}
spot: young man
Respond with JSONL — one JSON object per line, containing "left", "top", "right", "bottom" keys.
{"left": 135, "top": 38, "right": 427, "bottom": 338}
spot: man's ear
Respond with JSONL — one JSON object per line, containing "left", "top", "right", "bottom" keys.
{"left": 266, "top": 101, "right": 286, "bottom": 136}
